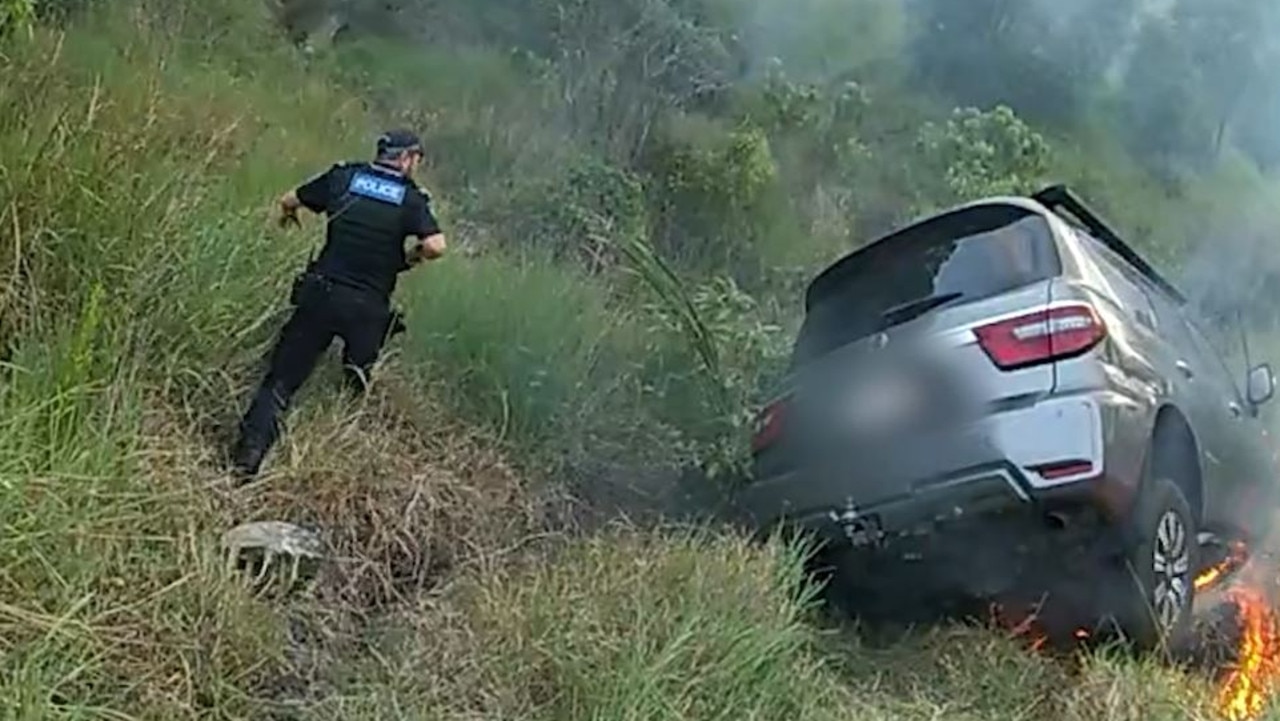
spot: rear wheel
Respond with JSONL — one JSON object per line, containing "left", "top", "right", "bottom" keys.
{"left": 1114, "top": 475, "right": 1198, "bottom": 652}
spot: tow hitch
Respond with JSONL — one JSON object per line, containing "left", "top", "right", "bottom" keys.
{"left": 829, "top": 499, "right": 885, "bottom": 549}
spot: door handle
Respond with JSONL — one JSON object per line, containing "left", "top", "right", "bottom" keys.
{"left": 1229, "top": 401, "right": 1243, "bottom": 418}
{"left": 1176, "top": 360, "right": 1195, "bottom": 379}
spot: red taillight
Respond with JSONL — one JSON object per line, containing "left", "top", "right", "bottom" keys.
{"left": 1029, "top": 459, "right": 1094, "bottom": 480}
{"left": 751, "top": 398, "right": 787, "bottom": 453}
{"left": 974, "top": 303, "right": 1107, "bottom": 371}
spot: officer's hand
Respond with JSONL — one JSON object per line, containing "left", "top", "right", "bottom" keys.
{"left": 418, "top": 233, "right": 447, "bottom": 261}
{"left": 278, "top": 211, "right": 300, "bottom": 230}
{"left": 405, "top": 242, "right": 434, "bottom": 266}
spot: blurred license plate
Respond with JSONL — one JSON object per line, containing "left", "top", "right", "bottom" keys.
{"left": 847, "top": 373, "right": 918, "bottom": 431}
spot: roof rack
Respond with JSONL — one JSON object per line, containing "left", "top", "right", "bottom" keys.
{"left": 1031, "top": 184, "right": 1186, "bottom": 304}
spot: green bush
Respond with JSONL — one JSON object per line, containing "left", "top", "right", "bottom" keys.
{"left": 636, "top": 273, "right": 790, "bottom": 479}
{"left": 325, "top": 39, "right": 561, "bottom": 195}
{"left": 915, "top": 105, "right": 1053, "bottom": 210}
{"left": 395, "top": 244, "right": 791, "bottom": 480}
{"left": 481, "top": 156, "right": 650, "bottom": 267}
{"left": 642, "top": 114, "right": 782, "bottom": 275}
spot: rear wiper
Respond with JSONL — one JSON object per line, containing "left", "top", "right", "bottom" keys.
{"left": 880, "top": 292, "right": 965, "bottom": 325}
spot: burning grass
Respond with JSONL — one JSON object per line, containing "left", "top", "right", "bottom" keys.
{"left": 1215, "top": 586, "right": 1280, "bottom": 721}
{"left": 1199, "top": 542, "right": 1254, "bottom": 593}
{"left": 281, "top": 511, "right": 1280, "bottom": 721}
{"left": 835, "top": 536, "right": 1280, "bottom": 721}
{"left": 1190, "top": 544, "right": 1280, "bottom": 721}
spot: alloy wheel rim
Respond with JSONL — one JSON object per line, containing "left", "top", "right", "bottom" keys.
{"left": 1152, "top": 509, "right": 1191, "bottom": 632}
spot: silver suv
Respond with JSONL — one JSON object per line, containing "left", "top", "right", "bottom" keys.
{"left": 738, "top": 185, "right": 1280, "bottom": 650}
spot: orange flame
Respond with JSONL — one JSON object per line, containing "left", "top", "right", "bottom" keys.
{"left": 1198, "top": 541, "right": 1251, "bottom": 592}
{"left": 1216, "top": 586, "right": 1280, "bottom": 721}
{"left": 987, "top": 602, "right": 1049, "bottom": 650}
{"left": 986, "top": 602, "right": 1090, "bottom": 651}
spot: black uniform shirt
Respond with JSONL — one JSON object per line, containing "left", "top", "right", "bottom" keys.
{"left": 294, "top": 160, "right": 441, "bottom": 298}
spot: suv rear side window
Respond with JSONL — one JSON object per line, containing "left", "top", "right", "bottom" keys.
{"left": 1071, "top": 227, "right": 1160, "bottom": 332}
{"left": 794, "top": 204, "right": 1061, "bottom": 364}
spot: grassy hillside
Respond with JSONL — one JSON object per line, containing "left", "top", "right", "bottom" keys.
{"left": 4, "top": 0, "right": 1280, "bottom": 720}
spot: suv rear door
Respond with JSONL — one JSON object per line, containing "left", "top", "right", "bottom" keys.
{"left": 1140, "top": 290, "right": 1233, "bottom": 512}
{"left": 1052, "top": 226, "right": 1167, "bottom": 486}
{"left": 1181, "top": 313, "right": 1263, "bottom": 531}
{"left": 758, "top": 202, "right": 1065, "bottom": 486}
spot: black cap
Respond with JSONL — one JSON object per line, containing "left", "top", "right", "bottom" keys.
{"left": 376, "top": 129, "right": 422, "bottom": 156}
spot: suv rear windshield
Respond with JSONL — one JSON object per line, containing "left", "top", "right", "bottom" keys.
{"left": 793, "top": 203, "right": 1062, "bottom": 364}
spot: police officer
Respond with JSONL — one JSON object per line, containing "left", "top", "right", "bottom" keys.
{"left": 228, "top": 129, "right": 446, "bottom": 480}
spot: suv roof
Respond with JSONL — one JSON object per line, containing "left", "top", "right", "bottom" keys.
{"left": 804, "top": 185, "right": 1186, "bottom": 312}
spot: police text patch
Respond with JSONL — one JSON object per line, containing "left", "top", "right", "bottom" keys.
{"left": 348, "top": 172, "right": 407, "bottom": 205}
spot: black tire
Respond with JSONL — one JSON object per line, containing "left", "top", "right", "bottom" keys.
{"left": 1114, "top": 475, "right": 1199, "bottom": 652}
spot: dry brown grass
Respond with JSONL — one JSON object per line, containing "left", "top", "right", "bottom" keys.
{"left": 220, "top": 372, "right": 544, "bottom": 609}
{"left": 0, "top": 352, "right": 551, "bottom": 715}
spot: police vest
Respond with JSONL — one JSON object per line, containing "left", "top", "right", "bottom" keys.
{"left": 313, "top": 162, "right": 421, "bottom": 298}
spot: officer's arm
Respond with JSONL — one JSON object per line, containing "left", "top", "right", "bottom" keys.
{"left": 280, "top": 165, "right": 337, "bottom": 225}
{"left": 404, "top": 188, "right": 446, "bottom": 266}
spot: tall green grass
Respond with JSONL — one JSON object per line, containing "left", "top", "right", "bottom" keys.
{"left": 314, "top": 529, "right": 856, "bottom": 720}
{"left": 398, "top": 254, "right": 642, "bottom": 458}
{"left": 0, "top": 3, "right": 767, "bottom": 711}
{"left": 0, "top": 2, "right": 374, "bottom": 714}
{"left": 396, "top": 242, "right": 791, "bottom": 483}
{"left": 309, "top": 525, "right": 1232, "bottom": 721}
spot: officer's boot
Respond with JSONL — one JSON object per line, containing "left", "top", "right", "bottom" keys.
{"left": 229, "top": 435, "right": 266, "bottom": 484}
{"left": 229, "top": 380, "right": 288, "bottom": 482}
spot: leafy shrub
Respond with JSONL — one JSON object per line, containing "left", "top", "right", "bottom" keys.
{"left": 915, "top": 105, "right": 1053, "bottom": 210}
{"left": 642, "top": 114, "right": 781, "bottom": 274}
{"left": 484, "top": 157, "right": 650, "bottom": 269}
{"left": 611, "top": 229, "right": 790, "bottom": 478}
{"left": 640, "top": 274, "right": 790, "bottom": 479}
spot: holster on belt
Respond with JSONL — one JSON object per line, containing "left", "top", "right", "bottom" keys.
{"left": 290, "top": 258, "right": 328, "bottom": 306}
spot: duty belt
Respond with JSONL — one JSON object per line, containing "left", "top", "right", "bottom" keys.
{"left": 292, "top": 268, "right": 405, "bottom": 338}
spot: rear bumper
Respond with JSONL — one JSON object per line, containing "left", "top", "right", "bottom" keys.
{"left": 736, "top": 393, "right": 1119, "bottom": 552}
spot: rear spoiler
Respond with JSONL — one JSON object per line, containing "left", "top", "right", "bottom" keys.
{"left": 1032, "top": 184, "right": 1186, "bottom": 305}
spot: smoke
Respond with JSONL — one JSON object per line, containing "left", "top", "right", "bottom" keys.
{"left": 720, "top": 0, "right": 906, "bottom": 81}
{"left": 1174, "top": 183, "right": 1280, "bottom": 340}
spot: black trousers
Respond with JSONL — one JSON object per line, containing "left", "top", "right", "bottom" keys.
{"left": 232, "top": 272, "right": 395, "bottom": 475}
